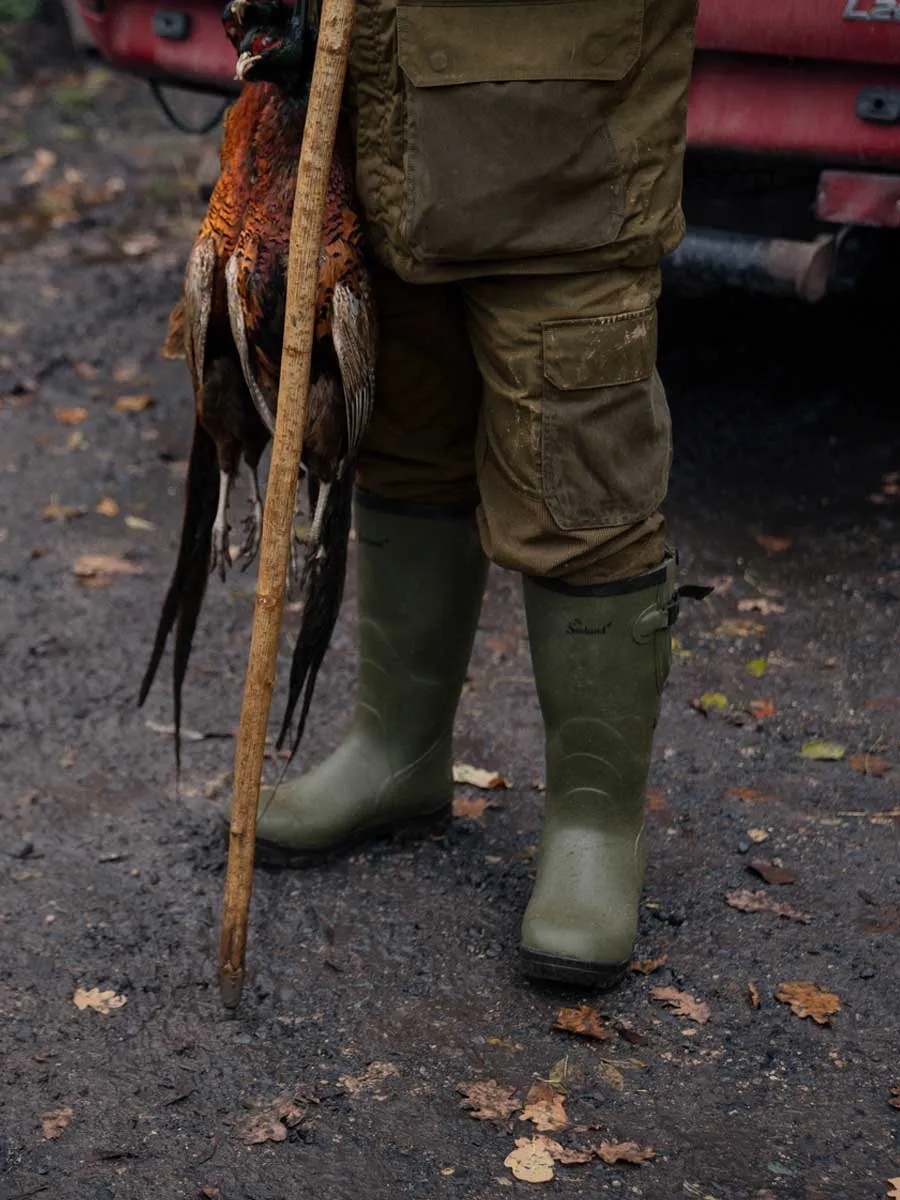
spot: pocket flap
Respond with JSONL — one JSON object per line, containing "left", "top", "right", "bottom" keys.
{"left": 543, "top": 308, "right": 657, "bottom": 391}
{"left": 397, "top": 0, "right": 644, "bottom": 87}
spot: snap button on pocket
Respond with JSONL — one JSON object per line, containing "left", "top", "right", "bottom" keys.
{"left": 584, "top": 33, "right": 610, "bottom": 67}
{"left": 428, "top": 49, "right": 449, "bottom": 73}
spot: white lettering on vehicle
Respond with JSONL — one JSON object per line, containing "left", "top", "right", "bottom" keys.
{"left": 844, "top": 0, "right": 900, "bottom": 20}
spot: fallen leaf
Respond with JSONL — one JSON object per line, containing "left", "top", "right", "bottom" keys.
{"left": 595, "top": 1061, "right": 626, "bottom": 1091}
{"left": 746, "top": 657, "right": 768, "bottom": 679}
{"left": 486, "top": 1037, "right": 523, "bottom": 1052}
{"left": 458, "top": 1079, "right": 521, "bottom": 1122}
{"left": 73, "top": 986, "right": 127, "bottom": 1013}
{"left": 889, "top": 1087, "right": 900, "bottom": 1110}
{"left": 753, "top": 533, "right": 791, "bottom": 553}
{"left": 888, "top": 1178, "right": 900, "bottom": 1200}
{"left": 73, "top": 553, "right": 143, "bottom": 580}
{"left": 453, "top": 796, "right": 498, "bottom": 820}
{"left": 747, "top": 860, "right": 796, "bottom": 886}
{"left": 553, "top": 1004, "right": 611, "bottom": 1041}
{"left": 748, "top": 982, "right": 760, "bottom": 1010}
{"left": 113, "top": 361, "right": 140, "bottom": 383}
{"left": 747, "top": 828, "right": 770, "bottom": 843}
{"left": 630, "top": 955, "right": 668, "bottom": 975}
{"left": 612, "top": 1019, "right": 649, "bottom": 1047}
{"left": 74, "top": 361, "right": 99, "bottom": 380}
{"left": 800, "top": 740, "right": 846, "bottom": 762}
{"left": 863, "top": 698, "right": 900, "bottom": 711}
{"left": 121, "top": 232, "right": 160, "bottom": 257}
{"left": 649, "top": 986, "right": 710, "bottom": 1024}
{"left": 726, "top": 787, "right": 773, "bottom": 803}
{"left": 504, "top": 1137, "right": 555, "bottom": 1183}
{"left": 114, "top": 393, "right": 154, "bottom": 413}
{"left": 145, "top": 720, "right": 208, "bottom": 742}
{"left": 533, "top": 1135, "right": 593, "bottom": 1165}
{"left": 124, "top": 514, "right": 155, "bottom": 531}
{"left": 520, "top": 1083, "right": 568, "bottom": 1133}
{"left": 452, "top": 763, "right": 509, "bottom": 790}
{"left": 338, "top": 1062, "right": 399, "bottom": 1095}
{"left": 747, "top": 699, "right": 777, "bottom": 720}
{"left": 714, "top": 619, "right": 766, "bottom": 638}
{"left": 239, "top": 1113, "right": 287, "bottom": 1145}
{"left": 726, "top": 889, "right": 810, "bottom": 923}
{"left": 43, "top": 500, "right": 87, "bottom": 522}
{"left": 21, "top": 147, "right": 56, "bottom": 185}
{"left": 849, "top": 755, "right": 893, "bottom": 778}
{"left": 200, "top": 1188, "right": 220, "bottom": 1198}
{"left": 41, "top": 1107, "right": 73, "bottom": 1140}
{"left": 775, "top": 981, "right": 840, "bottom": 1025}
{"left": 693, "top": 691, "right": 728, "bottom": 714}
{"left": 645, "top": 788, "right": 668, "bottom": 812}
{"left": 737, "top": 598, "right": 786, "bottom": 615}
{"left": 54, "top": 405, "right": 88, "bottom": 425}
{"left": 595, "top": 1140, "right": 655, "bottom": 1165}
{"left": 95, "top": 497, "right": 119, "bottom": 517}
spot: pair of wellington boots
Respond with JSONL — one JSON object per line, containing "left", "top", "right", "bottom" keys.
{"left": 252, "top": 497, "right": 678, "bottom": 987}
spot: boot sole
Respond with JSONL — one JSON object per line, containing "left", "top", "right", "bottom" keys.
{"left": 520, "top": 946, "right": 628, "bottom": 991}
{"left": 240, "top": 801, "right": 453, "bottom": 868}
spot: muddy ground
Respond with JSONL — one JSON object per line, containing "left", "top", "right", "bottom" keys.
{"left": 1, "top": 29, "right": 899, "bottom": 1200}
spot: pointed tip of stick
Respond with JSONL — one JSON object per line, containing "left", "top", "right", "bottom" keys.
{"left": 218, "top": 962, "right": 245, "bottom": 1011}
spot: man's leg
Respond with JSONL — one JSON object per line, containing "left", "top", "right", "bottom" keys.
{"left": 252, "top": 266, "right": 489, "bottom": 855}
{"left": 463, "top": 266, "right": 677, "bottom": 986}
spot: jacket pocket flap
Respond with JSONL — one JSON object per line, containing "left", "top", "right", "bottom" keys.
{"left": 397, "top": 0, "right": 644, "bottom": 87}
{"left": 543, "top": 308, "right": 657, "bottom": 391}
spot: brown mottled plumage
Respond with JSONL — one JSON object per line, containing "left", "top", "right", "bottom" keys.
{"left": 141, "top": 0, "right": 377, "bottom": 770}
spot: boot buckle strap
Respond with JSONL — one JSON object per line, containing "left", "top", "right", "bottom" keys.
{"left": 634, "top": 583, "right": 713, "bottom": 642}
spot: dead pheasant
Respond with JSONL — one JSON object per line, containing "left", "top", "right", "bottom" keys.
{"left": 141, "top": 0, "right": 377, "bottom": 770}
{"left": 139, "top": 0, "right": 288, "bottom": 767}
{"left": 229, "top": 0, "right": 377, "bottom": 760}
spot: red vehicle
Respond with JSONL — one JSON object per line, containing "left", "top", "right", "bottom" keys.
{"left": 73, "top": 0, "right": 900, "bottom": 299}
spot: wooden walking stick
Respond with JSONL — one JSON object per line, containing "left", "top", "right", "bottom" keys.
{"left": 218, "top": 0, "right": 356, "bottom": 1010}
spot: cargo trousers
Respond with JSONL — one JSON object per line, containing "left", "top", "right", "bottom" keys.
{"left": 345, "top": 0, "right": 698, "bottom": 584}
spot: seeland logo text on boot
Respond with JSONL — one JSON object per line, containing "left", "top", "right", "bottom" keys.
{"left": 566, "top": 618, "right": 612, "bottom": 636}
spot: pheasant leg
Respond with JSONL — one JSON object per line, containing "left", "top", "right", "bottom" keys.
{"left": 239, "top": 463, "right": 264, "bottom": 567}
{"left": 210, "top": 469, "right": 233, "bottom": 581}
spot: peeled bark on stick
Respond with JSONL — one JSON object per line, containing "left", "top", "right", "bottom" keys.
{"left": 218, "top": 0, "right": 356, "bottom": 1010}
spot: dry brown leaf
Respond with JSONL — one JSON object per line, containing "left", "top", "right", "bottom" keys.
{"left": 595, "top": 1140, "right": 655, "bottom": 1165}
{"left": 753, "top": 533, "right": 791, "bottom": 553}
{"left": 595, "top": 1061, "right": 626, "bottom": 1091}
{"left": 452, "top": 796, "right": 498, "bottom": 820}
{"left": 520, "top": 1083, "right": 568, "bottom": 1133}
{"left": 73, "top": 553, "right": 143, "bottom": 580}
{"left": 533, "top": 1135, "right": 593, "bottom": 1165}
{"left": 747, "top": 699, "right": 777, "bottom": 720}
{"left": 726, "top": 787, "right": 774, "bottom": 803}
{"left": 54, "top": 405, "right": 88, "bottom": 425}
{"left": 458, "top": 1079, "right": 521, "bottom": 1122}
{"left": 748, "top": 982, "right": 761, "bottom": 1010}
{"left": 888, "top": 1087, "right": 900, "bottom": 1110}
{"left": 114, "top": 393, "right": 154, "bottom": 413}
{"left": 737, "top": 597, "right": 786, "bottom": 615}
{"left": 95, "top": 497, "right": 119, "bottom": 517}
{"left": 553, "top": 1004, "right": 611, "bottom": 1041}
{"left": 73, "top": 986, "right": 127, "bottom": 1013}
{"left": 43, "top": 500, "right": 87, "bottom": 522}
{"left": 504, "top": 1137, "right": 555, "bottom": 1183}
{"left": 630, "top": 955, "right": 668, "bottom": 975}
{"left": 73, "top": 361, "right": 99, "bottom": 380}
{"left": 888, "top": 1178, "right": 900, "bottom": 1200}
{"left": 649, "top": 986, "right": 710, "bottom": 1024}
{"left": 715, "top": 618, "right": 766, "bottom": 638}
{"left": 41, "top": 1107, "right": 73, "bottom": 1140}
{"left": 113, "top": 361, "right": 141, "bottom": 383}
{"left": 645, "top": 788, "right": 668, "bottom": 813}
{"left": 239, "top": 1113, "right": 287, "bottom": 1145}
{"left": 21, "top": 147, "right": 57, "bottom": 186}
{"left": 849, "top": 754, "right": 893, "bottom": 778}
{"left": 452, "top": 763, "right": 509, "bottom": 790}
{"left": 747, "top": 860, "right": 796, "bottom": 886}
{"left": 775, "top": 981, "right": 840, "bottom": 1025}
{"left": 200, "top": 1188, "right": 220, "bottom": 1199}
{"left": 747, "top": 828, "right": 770, "bottom": 844}
{"left": 726, "top": 889, "right": 810, "bottom": 923}
{"left": 338, "top": 1061, "right": 399, "bottom": 1095}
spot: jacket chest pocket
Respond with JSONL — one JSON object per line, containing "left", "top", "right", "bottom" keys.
{"left": 396, "top": 0, "right": 645, "bottom": 265}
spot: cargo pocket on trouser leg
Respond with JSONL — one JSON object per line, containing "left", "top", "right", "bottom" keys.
{"left": 394, "top": 0, "right": 644, "bottom": 265}
{"left": 540, "top": 307, "right": 672, "bottom": 530}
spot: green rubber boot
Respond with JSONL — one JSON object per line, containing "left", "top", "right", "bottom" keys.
{"left": 520, "top": 554, "right": 678, "bottom": 989}
{"left": 253, "top": 495, "right": 488, "bottom": 858}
